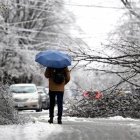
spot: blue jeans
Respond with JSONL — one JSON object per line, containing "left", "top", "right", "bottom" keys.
{"left": 49, "top": 90, "right": 64, "bottom": 119}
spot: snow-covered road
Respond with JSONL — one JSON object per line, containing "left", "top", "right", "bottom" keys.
{"left": 47, "top": 118, "right": 140, "bottom": 140}
{"left": 0, "top": 111, "right": 140, "bottom": 140}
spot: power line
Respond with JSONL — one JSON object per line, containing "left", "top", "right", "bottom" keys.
{"left": 18, "top": 1, "right": 125, "bottom": 10}
{"left": 63, "top": 2, "right": 125, "bottom": 10}
{"left": 0, "top": 1, "right": 128, "bottom": 11}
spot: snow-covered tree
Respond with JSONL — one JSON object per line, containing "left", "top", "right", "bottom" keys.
{"left": 0, "top": 0, "right": 78, "bottom": 84}
{"left": 69, "top": 0, "right": 140, "bottom": 92}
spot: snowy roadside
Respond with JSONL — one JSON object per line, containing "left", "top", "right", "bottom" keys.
{"left": 0, "top": 110, "right": 140, "bottom": 140}
{"left": 0, "top": 122, "right": 63, "bottom": 140}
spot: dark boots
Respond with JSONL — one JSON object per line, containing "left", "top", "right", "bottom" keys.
{"left": 48, "top": 117, "right": 62, "bottom": 124}
{"left": 58, "top": 119, "right": 62, "bottom": 124}
{"left": 57, "top": 117, "right": 62, "bottom": 124}
{"left": 48, "top": 117, "right": 53, "bottom": 124}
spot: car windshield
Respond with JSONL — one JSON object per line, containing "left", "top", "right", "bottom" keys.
{"left": 10, "top": 85, "right": 36, "bottom": 93}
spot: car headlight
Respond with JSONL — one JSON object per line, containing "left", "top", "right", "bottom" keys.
{"left": 29, "top": 96, "right": 39, "bottom": 101}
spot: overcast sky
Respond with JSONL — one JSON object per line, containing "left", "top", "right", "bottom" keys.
{"left": 64, "top": 0, "right": 124, "bottom": 49}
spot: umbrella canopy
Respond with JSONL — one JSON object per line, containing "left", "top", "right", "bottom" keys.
{"left": 35, "top": 50, "right": 71, "bottom": 68}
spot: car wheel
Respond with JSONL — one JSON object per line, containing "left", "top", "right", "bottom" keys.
{"left": 36, "top": 108, "right": 42, "bottom": 112}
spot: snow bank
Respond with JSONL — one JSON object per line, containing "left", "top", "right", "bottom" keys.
{"left": 0, "top": 122, "right": 63, "bottom": 140}
{"left": 108, "top": 116, "right": 139, "bottom": 121}
{"left": 61, "top": 116, "right": 140, "bottom": 122}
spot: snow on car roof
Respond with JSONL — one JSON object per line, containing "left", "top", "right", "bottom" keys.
{"left": 10, "top": 83, "right": 36, "bottom": 87}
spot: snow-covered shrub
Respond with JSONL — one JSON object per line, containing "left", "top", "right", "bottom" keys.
{"left": 65, "top": 92, "right": 140, "bottom": 118}
{"left": 0, "top": 82, "right": 30, "bottom": 124}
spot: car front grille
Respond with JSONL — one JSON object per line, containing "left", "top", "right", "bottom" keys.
{"left": 14, "top": 98, "right": 28, "bottom": 102}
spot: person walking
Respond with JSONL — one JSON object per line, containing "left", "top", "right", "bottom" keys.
{"left": 44, "top": 67, "right": 70, "bottom": 124}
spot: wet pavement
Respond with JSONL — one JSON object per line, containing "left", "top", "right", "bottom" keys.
{"left": 0, "top": 110, "right": 140, "bottom": 140}
{"left": 47, "top": 119, "right": 140, "bottom": 140}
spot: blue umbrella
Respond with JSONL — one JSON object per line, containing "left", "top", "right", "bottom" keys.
{"left": 35, "top": 50, "right": 71, "bottom": 68}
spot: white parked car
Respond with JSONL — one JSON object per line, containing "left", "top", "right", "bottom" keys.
{"left": 10, "top": 83, "right": 42, "bottom": 112}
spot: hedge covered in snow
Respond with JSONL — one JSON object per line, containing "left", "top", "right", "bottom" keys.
{"left": 65, "top": 91, "right": 140, "bottom": 118}
{"left": 0, "top": 83, "right": 29, "bottom": 125}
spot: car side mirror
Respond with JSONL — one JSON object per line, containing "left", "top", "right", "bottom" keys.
{"left": 38, "top": 91, "right": 43, "bottom": 94}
